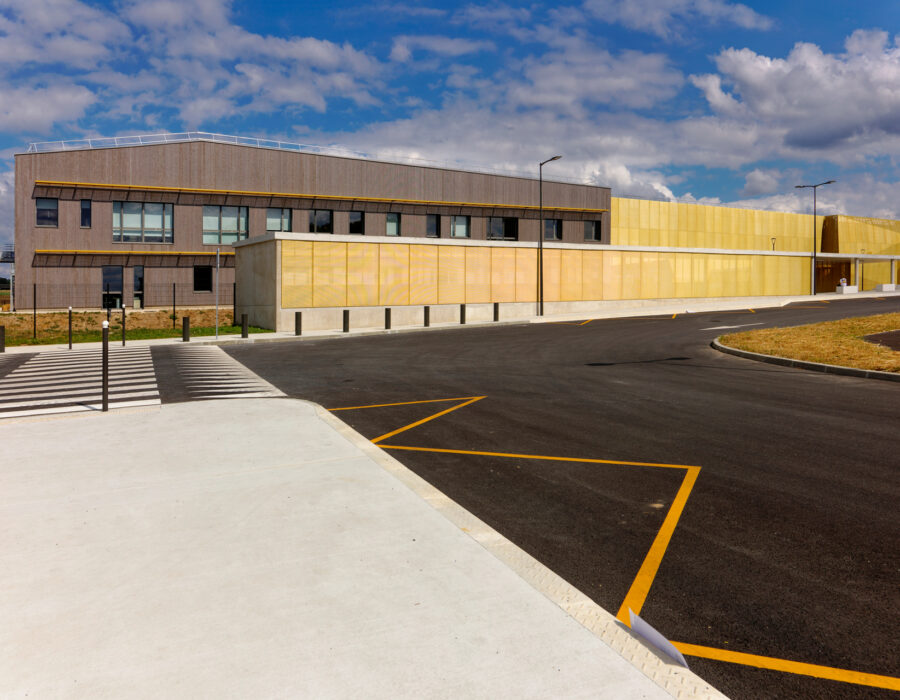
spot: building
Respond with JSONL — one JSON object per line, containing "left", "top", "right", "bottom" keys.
{"left": 12, "top": 133, "right": 900, "bottom": 329}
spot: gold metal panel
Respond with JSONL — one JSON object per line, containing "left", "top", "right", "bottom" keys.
{"left": 603, "top": 250, "right": 622, "bottom": 300}
{"left": 438, "top": 246, "right": 466, "bottom": 304}
{"left": 542, "top": 249, "right": 561, "bottom": 302}
{"left": 281, "top": 240, "right": 313, "bottom": 308}
{"left": 312, "top": 241, "right": 347, "bottom": 308}
{"left": 657, "top": 252, "right": 675, "bottom": 299}
{"left": 582, "top": 250, "right": 604, "bottom": 300}
{"left": 674, "top": 254, "right": 692, "bottom": 297}
{"left": 465, "top": 246, "right": 492, "bottom": 303}
{"left": 347, "top": 242, "right": 379, "bottom": 306}
{"left": 707, "top": 254, "right": 724, "bottom": 297}
{"left": 409, "top": 244, "right": 439, "bottom": 305}
{"left": 691, "top": 254, "right": 708, "bottom": 297}
{"left": 560, "top": 249, "right": 583, "bottom": 301}
{"left": 490, "top": 246, "right": 517, "bottom": 302}
{"left": 379, "top": 243, "right": 410, "bottom": 305}
{"left": 621, "top": 252, "right": 642, "bottom": 299}
{"left": 515, "top": 247, "right": 537, "bottom": 302}
{"left": 639, "top": 252, "right": 659, "bottom": 299}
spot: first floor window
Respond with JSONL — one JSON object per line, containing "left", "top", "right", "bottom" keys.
{"left": 544, "top": 218, "right": 562, "bottom": 241}
{"left": 203, "top": 205, "right": 248, "bottom": 245}
{"left": 487, "top": 217, "right": 518, "bottom": 240}
{"left": 426, "top": 214, "right": 441, "bottom": 237}
{"left": 450, "top": 215, "right": 470, "bottom": 238}
{"left": 267, "top": 208, "right": 292, "bottom": 231}
{"left": 349, "top": 211, "right": 365, "bottom": 234}
{"left": 309, "top": 209, "right": 333, "bottom": 233}
{"left": 386, "top": 212, "right": 401, "bottom": 236}
{"left": 81, "top": 200, "right": 92, "bottom": 228}
{"left": 584, "top": 220, "right": 601, "bottom": 241}
{"left": 36, "top": 198, "right": 58, "bottom": 227}
{"left": 114, "top": 202, "right": 173, "bottom": 243}
{"left": 101, "top": 266, "right": 123, "bottom": 309}
{"left": 193, "top": 266, "right": 213, "bottom": 292}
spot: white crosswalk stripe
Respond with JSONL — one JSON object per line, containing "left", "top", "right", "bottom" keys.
{"left": 172, "top": 345, "right": 284, "bottom": 400}
{"left": 0, "top": 347, "right": 160, "bottom": 419}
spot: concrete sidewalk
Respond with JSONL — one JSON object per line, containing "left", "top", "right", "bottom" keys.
{"left": 0, "top": 399, "right": 723, "bottom": 698}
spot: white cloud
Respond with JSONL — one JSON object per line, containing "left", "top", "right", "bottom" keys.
{"left": 0, "top": 168, "right": 12, "bottom": 247}
{"left": 0, "top": 82, "right": 95, "bottom": 132}
{"left": 740, "top": 168, "right": 780, "bottom": 196}
{"left": 583, "top": 0, "right": 772, "bottom": 40}
{"left": 390, "top": 35, "right": 495, "bottom": 62}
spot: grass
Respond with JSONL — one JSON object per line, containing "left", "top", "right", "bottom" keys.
{"left": 3, "top": 325, "right": 272, "bottom": 347}
{"left": 721, "top": 312, "right": 900, "bottom": 373}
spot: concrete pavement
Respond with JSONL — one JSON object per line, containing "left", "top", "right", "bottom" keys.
{"left": 0, "top": 398, "right": 723, "bottom": 699}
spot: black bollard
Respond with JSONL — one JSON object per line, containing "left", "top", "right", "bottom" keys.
{"left": 493, "top": 302, "right": 499, "bottom": 322}
{"left": 0, "top": 325, "right": 5, "bottom": 353}
{"left": 68, "top": 307, "right": 73, "bottom": 349}
{"left": 343, "top": 309, "right": 350, "bottom": 333}
{"left": 460, "top": 303, "right": 466, "bottom": 325}
{"left": 385, "top": 307, "right": 391, "bottom": 330}
{"left": 294, "top": 311, "right": 302, "bottom": 336}
{"left": 241, "top": 313, "right": 248, "bottom": 339}
{"left": 424, "top": 305, "right": 430, "bottom": 327}
{"left": 121, "top": 306, "right": 126, "bottom": 346}
{"left": 101, "top": 321, "right": 109, "bottom": 412}
{"left": 182, "top": 316, "right": 190, "bottom": 342}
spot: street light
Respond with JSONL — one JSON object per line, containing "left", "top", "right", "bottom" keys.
{"left": 795, "top": 179, "right": 835, "bottom": 295}
{"left": 538, "top": 155, "right": 562, "bottom": 316}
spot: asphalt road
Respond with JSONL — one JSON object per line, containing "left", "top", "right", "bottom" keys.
{"left": 221, "top": 296, "right": 895, "bottom": 699}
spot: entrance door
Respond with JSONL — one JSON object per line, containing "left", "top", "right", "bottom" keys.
{"left": 102, "top": 266, "right": 123, "bottom": 309}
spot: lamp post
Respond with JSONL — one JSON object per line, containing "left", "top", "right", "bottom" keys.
{"left": 795, "top": 179, "right": 835, "bottom": 295}
{"left": 538, "top": 155, "right": 562, "bottom": 316}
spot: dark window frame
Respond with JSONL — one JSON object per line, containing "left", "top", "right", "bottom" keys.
{"left": 202, "top": 205, "right": 248, "bottom": 245}
{"left": 309, "top": 209, "right": 333, "bottom": 234}
{"left": 36, "top": 198, "right": 58, "bottom": 228}
{"left": 349, "top": 210, "right": 365, "bottom": 235}
{"left": 193, "top": 266, "right": 213, "bottom": 293}
{"left": 266, "top": 207, "right": 292, "bottom": 232}
{"left": 584, "top": 220, "right": 603, "bottom": 242}
{"left": 450, "top": 214, "right": 470, "bottom": 238}
{"left": 426, "top": 214, "right": 441, "bottom": 238}
{"left": 487, "top": 217, "right": 518, "bottom": 241}
{"left": 543, "top": 218, "right": 562, "bottom": 241}
{"left": 386, "top": 212, "right": 401, "bottom": 236}
{"left": 80, "top": 199, "right": 92, "bottom": 228}
{"left": 114, "top": 201, "right": 174, "bottom": 244}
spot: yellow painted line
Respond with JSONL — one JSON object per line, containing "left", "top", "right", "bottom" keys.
{"left": 329, "top": 396, "right": 481, "bottom": 412}
{"left": 672, "top": 642, "right": 900, "bottom": 692}
{"left": 578, "top": 319, "right": 594, "bottom": 326}
{"left": 34, "top": 180, "right": 609, "bottom": 214}
{"left": 35, "top": 249, "right": 233, "bottom": 256}
{"left": 672, "top": 313, "right": 678, "bottom": 319}
{"left": 748, "top": 308, "right": 755, "bottom": 313}
{"left": 371, "top": 396, "right": 485, "bottom": 444}
{"left": 616, "top": 466, "right": 700, "bottom": 622}
{"left": 379, "top": 444, "right": 700, "bottom": 471}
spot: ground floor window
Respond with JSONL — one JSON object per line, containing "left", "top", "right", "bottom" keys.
{"left": 426, "top": 214, "right": 441, "bottom": 237}
{"left": 102, "top": 266, "right": 123, "bottom": 309}
{"left": 309, "top": 209, "right": 333, "bottom": 233}
{"left": 543, "top": 218, "right": 562, "bottom": 241}
{"left": 386, "top": 213, "right": 401, "bottom": 236}
{"left": 203, "top": 206, "right": 248, "bottom": 245}
{"left": 487, "top": 217, "right": 518, "bottom": 240}
{"left": 450, "top": 215, "right": 470, "bottom": 238}
{"left": 193, "top": 266, "right": 213, "bottom": 293}
{"left": 349, "top": 211, "right": 365, "bottom": 234}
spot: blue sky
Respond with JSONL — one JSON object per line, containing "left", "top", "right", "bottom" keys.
{"left": 2, "top": 0, "right": 900, "bottom": 248}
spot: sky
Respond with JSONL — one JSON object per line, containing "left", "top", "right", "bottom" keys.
{"left": 1, "top": 0, "right": 900, "bottom": 250}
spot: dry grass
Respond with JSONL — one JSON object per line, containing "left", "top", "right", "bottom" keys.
{"left": 721, "top": 312, "right": 900, "bottom": 373}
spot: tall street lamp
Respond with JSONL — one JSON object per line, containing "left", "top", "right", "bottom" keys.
{"left": 538, "top": 155, "right": 562, "bottom": 316}
{"left": 795, "top": 179, "right": 835, "bottom": 295}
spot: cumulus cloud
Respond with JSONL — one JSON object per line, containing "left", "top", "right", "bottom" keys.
{"left": 584, "top": 0, "right": 772, "bottom": 40}
{"left": 0, "top": 82, "right": 95, "bottom": 132}
{"left": 0, "top": 168, "right": 12, "bottom": 247}
{"left": 740, "top": 168, "right": 780, "bottom": 196}
{"left": 389, "top": 35, "right": 495, "bottom": 62}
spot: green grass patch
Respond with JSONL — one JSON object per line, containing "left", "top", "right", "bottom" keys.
{"left": 3, "top": 324, "right": 272, "bottom": 347}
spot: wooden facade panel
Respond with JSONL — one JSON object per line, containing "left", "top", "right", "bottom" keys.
{"left": 379, "top": 244, "right": 410, "bottom": 306}
{"left": 514, "top": 248, "right": 536, "bottom": 302}
{"left": 560, "top": 250, "right": 582, "bottom": 301}
{"left": 409, "top": 244, "right": 439, "bottom": 305}
{"left": 582, "top": 250, "right": 604, "bottom": 300}
{"left": 281, "top": 241, "right": 313, "bottom": 308}
{"left": 437, "top": 246, "right": 466, "bottom": 304}
{"left": 347, "top": 242, "right": 379, "bottom": 306}
{"left": 312, "top": 241, "right": 347, "bottom": 308}
{"left": 490, "top": 247, "right": 517, "bottom": 302}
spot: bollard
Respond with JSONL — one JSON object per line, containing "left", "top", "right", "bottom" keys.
{"left": 385, "top": 307, "right": 391, "bottom": 330}
{"left": 121, "top": 306, "right": 126, "bottom": 346}
{"left": 294, "top": 311, "right": 302, "bottom": 336}
{"left": 460, "top": 303, "right": 466, "bottom": 325}
{"left": 182, "top": 316, "right": 190, "bottom": 342}
{"left": 343, "top": 309, "right": 350, "bottom": 333}
{"left": 424, "top": 305, "right": 430, "bottom": 327}
{"left": 0, "top": 325, "right": 5, "bottom": 353}
{"left": 233, "top": 282, "right": 237, "bottom": 324}
{"left": 33, "top": 283, "right": 36, "bottom": 339}
{"left": 493, "top": 302, "right": 499, "bottom": 322}
{"left": 172, "top": 283, "right": 176, "bottom": 328}
{"left": 68, "top": 307, "right": 73, "bottom": 349}
{"left": 101, "top": 321, "right": 109, "bottom": 412}
{"left": 241, "top": 313, "right": 249, "bottom": 339}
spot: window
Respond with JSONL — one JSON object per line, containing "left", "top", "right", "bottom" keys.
{"left": 386, "top": 212, "right": 401, "bottom": 236}
{"left": 543, "top": 218, "right": 562, "bottom": 241}
{"left": 193, "top": 266, "right": 213, "bottom": 293}
{"left": 450, "top": 215, "right": 470, "bottom": 238}
{"left": 487, "top": 217, "right": 518, "bottom": 240}
{"left": 101, "top": 266, "right": 123, "bottom": 309}
{"left": 203, "top": 205, "right": 248, "bottom": 245}
{"left": 309, "top": 209, "right": 333, "bottom": 233}
{"left": 113, "top": 202, "right": 174, "bottom": 243}
{"left": 266, "top": 208, "right": 292, "bottom": 232}
{"left": 80, "top": 200, "right": 92, "bottom": 228}
{"left": 349, "top": 211, "right": 365, "bottom": 234}
{"left": 584, "top": 221, "right": 600, "bottom": 241}
{"left": 36, "top": 198, "right": 58, "bottom": 227}
{"left": 426, "top": 214, "right": 441, "bottom": 238}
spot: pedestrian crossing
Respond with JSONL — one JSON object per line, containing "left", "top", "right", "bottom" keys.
{"left": 0, "top": 346, "right": 160, "bottom": 419}
{"left": 169, "top": 345, "right": 284, "bottom": 400}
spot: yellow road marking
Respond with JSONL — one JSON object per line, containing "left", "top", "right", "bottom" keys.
{"left": 379, "top": 444, "right": 699, "bottom": 470}
{"left": 672, "top": 313, "right": 678, "bottom": 319}
{"left": 329, "top": 396, "right": 480, "bottom": 411}
{"left": 672, "top": 642, "right": 900, "bottom": 692}
{"left": 616, "top": 466, "right": 700, "bottom": 622}
{"left": 371, "top": 397, "right": 485, "bottom": 444}
{"left": 749, "top": 308, "right": 755, "bottom": 313}
{"left": 579, "top": 319, "right": 594, "bottom": 326}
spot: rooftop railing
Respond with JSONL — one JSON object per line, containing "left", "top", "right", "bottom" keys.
{"left": 24, "top": 131, "right": 599, "bottom": 186}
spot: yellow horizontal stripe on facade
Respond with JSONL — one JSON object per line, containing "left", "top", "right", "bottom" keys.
{"left": 35, "top": 249, "right": 234, "bottom": 256}
{"left": 34, "top": 180, "right": 609, "bottom": 214}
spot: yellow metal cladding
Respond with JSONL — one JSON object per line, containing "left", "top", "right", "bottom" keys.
{"left": 611, "top": 197, "right": 823, "bottom": 253}
{"left": 829, "top": 215, "right": 900, "bottom": 289}
{"left": 280, "top": 240, "right": 811, "bottom": 308}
